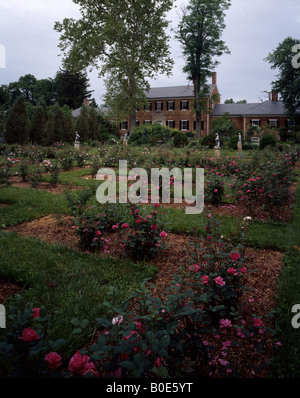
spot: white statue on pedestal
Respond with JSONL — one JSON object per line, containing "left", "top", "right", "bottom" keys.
{"left": 75, "top": 132, "right": 80, "bottom": 143}
{"left": 215, "top": 133, "right": 220, "bottom": 148}
{"left": 238, "top": 133, "right": 242, "bottom": 145}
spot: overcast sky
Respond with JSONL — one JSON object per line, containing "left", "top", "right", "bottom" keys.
{"left": 0, "top": 0, "right": 299, "bottom": 105}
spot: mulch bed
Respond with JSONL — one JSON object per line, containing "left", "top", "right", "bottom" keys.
{"left": 6, "top": 176, "right": 83, "bottom": 194}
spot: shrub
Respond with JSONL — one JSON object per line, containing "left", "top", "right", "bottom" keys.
{"left": 202, "top": 134, "right": 215, "bottom": 149}
{"left": 173, "top": 131, "right": 188, "bottom": 148}
{"left": 260, "top": 134, "right": 276, "bottom": 149}
{"left": 122, "top": 204, "right": 167, "bottom": 261}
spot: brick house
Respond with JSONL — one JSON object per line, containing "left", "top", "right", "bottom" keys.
{"left": 212, "top": 90, "right": 296, "bottom": 141}
{"left": 119, "top": 72, "right": 220, "bottom": 136}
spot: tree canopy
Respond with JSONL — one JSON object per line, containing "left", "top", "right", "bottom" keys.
{"left": 265, "top": 37, "right": 300, "bottom": 118}
{"left": 54, "top": 0, "right": 174, "bottom": 132}
{"left": 175, "top": 0, "right": 231, "bottom": 138}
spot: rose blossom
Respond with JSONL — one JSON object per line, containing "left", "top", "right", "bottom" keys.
{"left": 19, "top": 328, "right": 40, "bottom": 342}
{"left": 230, "top": 252, "right": 240, "bottom": 261}
{"left": 68, "top": 351, "right": 91, "bottom": 374}
{"left": 201, "top": 275, "right": 209, "bottom": 284}
{"left": 160, "top": 231, "right": 167, "bottom": 238}
{"left": 45, "top": 352, "right": 62, "bottom": 369}
{"left": 214, "top": 276, "right": 225, "bottom": 286}
{"left": 31, "top": 308, "right": 40, "bottom": 318}
{"left": 189, "top": 264, "right": 200, "bottom": 273}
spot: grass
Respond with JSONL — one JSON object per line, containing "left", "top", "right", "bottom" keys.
{"left": 0, "top": 231, "right": 156, "bottom": 342}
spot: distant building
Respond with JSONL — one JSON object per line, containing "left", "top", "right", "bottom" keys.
{"left": 119, "top": 72, "right": 220, "bottom": 136}
{"left": 212, "top": 90, "right": 297, "bottom": 140}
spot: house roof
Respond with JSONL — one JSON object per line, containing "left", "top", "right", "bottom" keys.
{"left": 212, "top": 100, "right": 290, "bottom": 117}
{"left": 146, "top": 84, "right": 216, "bottom": 100}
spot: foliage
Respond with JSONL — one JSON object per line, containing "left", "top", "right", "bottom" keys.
{"left": 175, "top": 0, "right": 231, "bottom": 137}
{"left": 265, "top": 36, "right": 300, "bottom": 117}
{"left": 54, "top": 0, "right": 174, "bottom": 132}
{"left": 4, "top": 96, "right": 29, "bottom": 145}
{"left": 260, "top": 134, "right": 277, "bottom": 149}
{"left": 173, "top": 131, "right": 189, "bottom": 148}
{"left": 129, "top": 123, "right": 172, "bottom": 146}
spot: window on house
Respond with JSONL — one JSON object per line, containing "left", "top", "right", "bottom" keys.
{"left": 155, "top": 101, "right": 163, "bottom": 111}
{"left": 251, "top": 119, "right": 260, "bottom": 127}
{"left": 167, "top": 101, "right": 175, "bottom": 111}
{"left": 166, "top": 120, "right": 175, "bottom": 128}
{"left": 180, "top": 120, "right": 189, "bottom": 130}
{"left": 287, "top": 119, "right": 295, "bottom": 130}
{"left": 136, "top": 120, "right": 140, "bottom": 127}
{"left": 180, "top": 100, "right": 189, "bottom": 111}
{"left": 269, "top": 119, "right": 278, "bottom": 128}
{"left": 120, "top": 121, "right": 128, "bottom": 130}
{"left": 145, "top": 102, "right": 152, "bottom": 111}
{"left": 144, "top": 120, "right": 152, "bottom": 125}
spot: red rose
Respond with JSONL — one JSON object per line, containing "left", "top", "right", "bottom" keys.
{"left": 45, "top": 352, "right": 62, "bottom": 369}
{"left": 230, "top": 252, "right": 240, "bottom": 261}
{"left": 19, "top": 328, "right": 40, "bottom": 342}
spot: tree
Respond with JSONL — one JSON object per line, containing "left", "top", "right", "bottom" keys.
{"left": 54, "top": 0, "right": 174, "bottom": 133}
{"left": 4, "top": 96, "right": 29, "bottom": 144}
{"left": 54, "top": 67, "right": 93, "bottom": 109}
{"left": 224, "top": 98, "right": 247, "bottom": 104}
{"left": 265, "top": 37, "right": 300, "bottom": 118}
{"left": 28, "top": 99, "right": 48, "bottom": 144}
{"left": 175, "top": 0, "right": 231, "bottom": 138}
{"left": 211, "top": 112, "right": 237, "bottom": 142}
{"left": 44, "top": 104, "right": 73, "bottom": 145}
{"left": 76, "top": 104, "right": 90, "bottom": 142}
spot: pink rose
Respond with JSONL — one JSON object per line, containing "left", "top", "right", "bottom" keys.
{"left": 160, "top": 231, "right": 167, "bottom": 238}
{"left": 253, "top": 317, "right": 263, "bottom": 328}
{"left": 121, "top": 223, "right": 129, "bottom": 229}
{"left": 230, "top": 252, "right": 240, "bottom": 261}
{"left": 68, "top": 351, "right": 91, "bottom": 374}
{"left": 95, "top": 230, "right": 101, "bottom": 236}
{"left": 214, "top": 276, "right": 225, "bottom": 286}
{"left": 201, "top": 275, "right": 209, "bottom": 284}
{"left": 45, "top": 352, "right": 62, "bottom": 369}
{"left": 189, "top": 264, "right": 200, "bottom": 273}
{"left": 227, "top": 267, "right": 237, "bottom": 275}
{"left": 19, "top": 328, "right": 40, "bottom": 342}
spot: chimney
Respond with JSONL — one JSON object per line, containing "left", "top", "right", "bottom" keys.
{"left": 83, "top": 98, "right": 90, "bottom": 107}
{"left": 271, "top": 90, "right": 278, "bottom": 102}
{"left": 212, "top": 72, "right": 217, "bottom": 85}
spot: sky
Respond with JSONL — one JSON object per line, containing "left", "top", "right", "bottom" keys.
{"left": 0, "top": 0, "right": 299, "bottom": 105}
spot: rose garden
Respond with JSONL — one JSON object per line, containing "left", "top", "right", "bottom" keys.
{"left": 0, "top": 137, "right": 299, "bottom": 378}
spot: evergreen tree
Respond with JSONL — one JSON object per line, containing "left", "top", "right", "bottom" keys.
{"left": 54, "top": 68, "right": 93, "bottom": 109}
{"left": 88, "top": 106, "right": 100, "bottom": 141}
{"left": 4, "top": 96, "right": 29, "bottom": 144}
{"left": 76, "top": 105, "right": 89, "bottom": 142}
{"left": 44, "top": 104, "right": 68, "bottom": 145}
{"left": 28, "top": 99, "right": 48, "bottom": 144}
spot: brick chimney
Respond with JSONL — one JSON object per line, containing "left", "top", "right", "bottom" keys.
{"left": 271, "top": 90, "right": 278, "bottom": 102}
{"left": 212, "top": 72, "right": 217, "bottom": 85}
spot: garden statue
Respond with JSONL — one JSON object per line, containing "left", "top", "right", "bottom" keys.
{"left": 238, "top": 133, "right": 242, "bottom": 145}
{"left": 215, "top": 133, "right": 220, "bottom": 148}
{"left": 74, "top": 132, "right": 80, "bottom": 150}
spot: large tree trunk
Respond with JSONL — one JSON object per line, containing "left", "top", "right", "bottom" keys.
{"left": 129, "top": 111, "right": 136, "bottom": 133}
{"left": 193, "top": 79, "right": 202, "bottom": 139}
